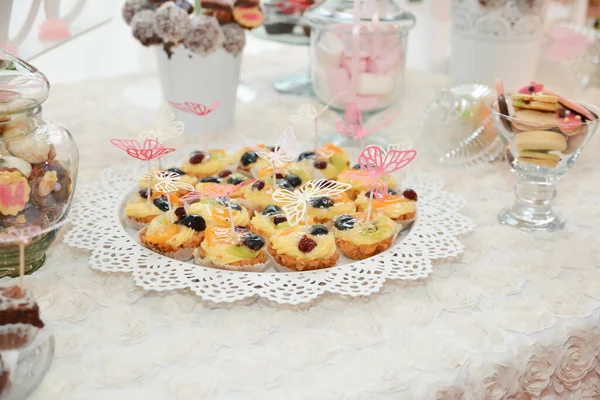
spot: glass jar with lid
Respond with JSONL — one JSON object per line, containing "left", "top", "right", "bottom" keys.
{"left": 305, "top": 0, "right": 416, "bottom": 112}
{"left": 0, "top": 50, "right": 78, "bottom": 277}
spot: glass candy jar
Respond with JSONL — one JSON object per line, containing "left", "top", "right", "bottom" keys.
{"left": 0, "top": 50, "right": 78, "bottom": 276}
{"left": 305, "top": 0, "right": 416, "bottom": 112}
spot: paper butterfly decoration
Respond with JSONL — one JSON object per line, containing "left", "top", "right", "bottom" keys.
{"left": 141, "top": 171, "right": 195, "bottom": 194}
{"left": 249, "top": 127, "right": 300, "bottom": 167}
{"left": 336, "top": 102, "right": 395, "bottom": 140}
{"left": 138, "top": 103, "right": 185, "bottom": 142}
{"left": 110, "top": 138, "right": 176, "bottom": 161}
{"left": 288, "top": 92, "right": 347, "bottom": 125}
{"left": 180, "top": 179, "right": 254, "bottom": 203}
{"left": 169, "top": 100, "right": 221, "bottom": 117}
{"left": 343, "top": 145, "right": 417, "bottom": 200}
{"left": 316, "top": 146, "right": 334, "bottom": 160}
{"left": 272, "top": 179, "right": 352, "bottom": 227}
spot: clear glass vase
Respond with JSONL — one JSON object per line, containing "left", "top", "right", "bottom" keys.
{"left": 305, "top": 0, "right": 416, "bottom": 113}
{"left": 0, "top": 50, "right": 78, "bottom": 276}
{"left": 490, "top": 98, "right": 599, "bottom": 231}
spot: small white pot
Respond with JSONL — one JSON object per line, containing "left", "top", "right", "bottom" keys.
{"left": 155, "top": 45, "right": 242, "bottom": 134}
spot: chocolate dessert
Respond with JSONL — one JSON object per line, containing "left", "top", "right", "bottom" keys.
{"left": 0, "top": 286, "right": 44, "bottom": 329}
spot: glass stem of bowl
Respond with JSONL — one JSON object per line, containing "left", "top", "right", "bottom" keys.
{"left": 512, "top": 177, "right": 559, "bottom": 225}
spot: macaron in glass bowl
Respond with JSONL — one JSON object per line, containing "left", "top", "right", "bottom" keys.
{"left": 490, "top": 82, "right": 599, "bottom": 232}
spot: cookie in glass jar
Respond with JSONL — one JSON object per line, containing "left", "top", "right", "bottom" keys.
{"left": 0, "top": 169, "right": 31, "bottom": 217}
{"left": 28, "top": 160, "right": 72, "bottom": 219}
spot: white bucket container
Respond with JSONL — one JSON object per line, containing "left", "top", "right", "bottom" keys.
{"left": 155, "top": 45, "right": 242, "bottom": 134}
{"left": 450, "top": 0, "right": 547, "bottom": 92}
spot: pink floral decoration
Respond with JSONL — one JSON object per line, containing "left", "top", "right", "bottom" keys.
{"left": 110, "top": 138, "right": 175, "bottom": 161}
{"left": 180, "top": 179, "right": 254, "bottom": 203}
{"left": 169, "top": 100, "right": 221, "bottom": 117}
{"left": 336, "top": 102, "right": 396, "bottom": 140}
{"left": 343, "top": 145, "right": 416, "bottom": 199}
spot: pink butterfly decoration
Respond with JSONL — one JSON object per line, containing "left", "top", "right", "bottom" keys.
{"left": 169, "top": 101, "right": 222, "bottom": 117}
{"left": 335, "top": 102, "right": 395, "bottom": 140}
{"left": 180, "top": 179, "right": 254, "bottom": 203}
{"left": 343, "top": 145, "right": 417, "bottom": 199}
{"left": 110, "top": 138, "right": 175, "bottom": 161}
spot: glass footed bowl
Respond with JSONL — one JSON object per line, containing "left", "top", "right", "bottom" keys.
{"left": 1, "top": 325, "right": 54, "bottom": 400}
{"left": 490, "top": 98, "right": 600, "bottom": 231}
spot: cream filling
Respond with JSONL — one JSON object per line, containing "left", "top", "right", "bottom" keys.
{"left": 125, "top": 200, "right": 162, "bottom": 219}
{"left": 270, "top": 226, "right": 336, "bottom": 260}
{"left": 334, "top": 213, "right": 396, "bottom": 245}
{"left": 188, "top": 200, "right": 249, "bottom": 227}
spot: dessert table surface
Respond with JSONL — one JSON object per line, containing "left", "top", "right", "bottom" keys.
{"left": 12, "top": 13, "right": 600, "bottom": 400}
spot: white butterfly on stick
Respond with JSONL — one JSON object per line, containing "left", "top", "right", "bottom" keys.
{"left": 247, "top": 127, "right": 300, "bottom": 183}
{"left": 138, "top": 103, "right": 185, "bottom": 143}
{"left": 272, "top": 179, "right": 352, "bottom": 227}
{"left": 141, "top": 171, "right": 195, "bottom": 221}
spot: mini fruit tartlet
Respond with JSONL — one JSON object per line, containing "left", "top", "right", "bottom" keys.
{"left": 337, "top": 164, "right": 397, "bottom": 200}
{"left": 187, "top": 197, "right": 250, "bottom": 228}
{"left": 139, "top": 208, "right": 206, "bottom": 260}
{"left": 307, "top": 192, "right": 356, "bottom": 224}
{"left": 297, "top": 143, "right": 351, "bottom": 179}
{"left": 234, "top": 146, "right": 269, "bottom": 174}
{"left": 267, "top": 225, "right": 340, "bottom": 271}
{"left": 198, "top": 226, "right": 268, "bottom": 272}
{"left": 123, "top": 190, "right": 179, "bottom": 228}
{"left": 182, "top": 149, "right": 232, "bottom": 178}
{"left": 332, "top": 212, "right": 396, "bottom": 260}
{"left": 139, "top": 168, "right": 198, "bottom": 196}
{"left": 195, "top": 169, "right": 252, "bottom": 198}
{"left": 248, "top": 204, "right": 314, "bottom": 238}
{"left": 240, "top": 177, "right": 293, "bottom": 212}
{"left": 355, "top": 188, "right": 418, "bottom": 223}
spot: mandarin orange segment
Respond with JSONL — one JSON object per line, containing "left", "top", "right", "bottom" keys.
{"left": 146, "top": 224, "right": 179, "bottom": 243}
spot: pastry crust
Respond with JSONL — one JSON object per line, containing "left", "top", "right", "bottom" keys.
{"left": 129, "top": 214, "right": 158, "bottom": 225}
{"left": 392, "top": 212, "right": 416, "bottom": 223}
{"left": 335, "top": 235, "right": 393, "bottom": 260}
{"left": 200, "top": 247, "right": 267, "bottom": 266}
{"left": 267, "top": 241, "right": 339, "bottom": 271}
{"left": 139, "top": 227, "right": 204, "bottom": 254}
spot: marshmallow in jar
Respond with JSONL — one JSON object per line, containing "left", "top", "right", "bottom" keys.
{"left": 305, "top": 0, "right": 415, "bottom": 112}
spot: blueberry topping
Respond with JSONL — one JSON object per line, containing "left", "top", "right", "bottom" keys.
{"left": 201, "top": 176, "right": 221, "bottom": 183}
{"left": 218, "top": 170, "right": 233, "bottom": 178}
{"left": 153, "top": 196, "right": 170, "bottom": 212}
{"left": 167, "top": 168, "right": 185, "bottom": 176}
{"left": 178, "top": 214, "right": 206, "bottom": 232}
{"left": 189, "top": 151, "right": 206, "bottom": 164}
{"left": 252, "top": 180, "right": 266, "bottom": 191}
{"left": 242, "top": 233, "right": 265, "bottom": 251}
{"left": 240, "top": 151, "right": 258, "bottom": 166}
{"left": 262, "top": 205, "right": 281, "bottom": 216}
{"left": 308, "top": 225, "right": 328, "bottom": 236}
{"left": 298, "top": 151, "right": 316, "bottom": 161}
{"left": 276, "top": 179, "right": 293, "bottom": 190}
{"left": 298, "top": 235, "right": 317, "bottom": 253}
{"left": 272, "top": 215, "right": 287, "bottom": 225}
{"left": 403, "top": 189, "right": 418, "bottom": 201}
{"left": 217, "top": 197, "right": 242, "bottom": 211}
{"left": 313, "top": 160, "right": 328, "bottom": 170}
{"left": 351, "top": 164, "right": 362, "bottom": 170}
{"left": 334, "top": 214, "right": 356, "bottom": 231}
{"left": 227, "top": 176, "right": 246, "bottom": 185}
{"left": 174, "top": 206, "right": 187, "bottom": 220}
{"left": 285, "top": 173, "right": 302, "bottom": 187}
{"left": 310, "top": 196, "right": 334, "bottom": 209}
{"left": 139, "top": 188, "right": 152, "bottom": 199}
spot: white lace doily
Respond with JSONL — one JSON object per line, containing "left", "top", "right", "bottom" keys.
{"left": 63, "top": 164, "right": 474, "bottom": 305}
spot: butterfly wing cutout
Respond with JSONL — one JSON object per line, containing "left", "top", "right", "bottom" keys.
{"left": 358, "top": 145, "right": 417, "bottom": 175}
{"left": 168, "top": 101, "right": 191, "bottom": 113}
{"left": 335, "top": 102, "right": 364, "bottom": 139}
{"left": 110, "top": 139, "right": 140, "bottom": 152}
{"left": 289, "top": 104, "right": 318, "bottom": 125}
{"left": 272, "top": 188, "right": 305, "bottom": 226}
{"left": 301, "top": 179, "right": 352, "bottom": 199}
{"left": 275, "top": 127, "right": 300, "bottom": 163}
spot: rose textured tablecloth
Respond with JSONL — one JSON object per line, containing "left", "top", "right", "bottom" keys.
{"left": 12, "top": 42, "right": 600, "bottom": 399}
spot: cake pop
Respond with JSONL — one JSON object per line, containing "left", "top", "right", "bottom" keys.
{"left": 222, "top": 23, "right": 246, "bottom": 56}
{"left": 184, "top": 15, "right": 224, "bottom": 56}
{"left": 153, "top": 1, "right": 191, "bottom": 43}
{"left": 131, "top": 9, "right": 163, "bottom": 45}
{"left": 122, "top": 0, "right": 152, "bottom": 24}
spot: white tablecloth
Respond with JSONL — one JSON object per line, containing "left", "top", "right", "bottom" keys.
{"left": 15, "top": 38, "right": 600, "bottom": 400}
